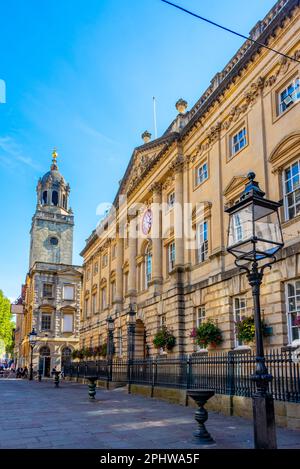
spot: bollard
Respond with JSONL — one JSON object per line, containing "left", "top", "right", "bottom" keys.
{"left": 86, "top": 376, "right": 97, "bottom": 400}
{"left": 187, "top": 389, "right": 215, "bottom": 445}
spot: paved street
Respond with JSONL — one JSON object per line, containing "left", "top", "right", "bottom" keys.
{"left": 0, "top": 378, "right": 299, "bottom": 449}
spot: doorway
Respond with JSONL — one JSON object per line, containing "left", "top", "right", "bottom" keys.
{"left": 39, "top": 346, "right": 51, "bottom": 377}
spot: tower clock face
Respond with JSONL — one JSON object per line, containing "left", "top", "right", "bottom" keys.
{"left": 142, "top": 209, "right": 152, "bottom": 235}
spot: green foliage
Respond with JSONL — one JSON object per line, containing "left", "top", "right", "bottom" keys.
{"left": 153, "top": 327, "right": 176, "bottom": 350}
{"left": 101, "top": 342, "right": 107, "bottom": 357}
{"left": 0, "top": 290, "right": 14, "bottom": 354}
{"left": 195, "top": 320, "right": 223, "bottom": 348}
{"left": 235, "top": 315, "right": 270, "bottom": 344}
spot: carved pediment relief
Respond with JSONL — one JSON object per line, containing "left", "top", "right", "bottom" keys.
{"left": 124, "top": 145, "right": 164, "bottom": 195}
{"left": 269, "top": 132, "right": 300, "bottom": 172}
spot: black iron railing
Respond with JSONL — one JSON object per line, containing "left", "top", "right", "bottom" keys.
{"left": 63, "top": 349, "right": 300, "bottom": 403}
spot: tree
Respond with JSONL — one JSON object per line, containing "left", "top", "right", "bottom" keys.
{"left": 0, "top": 290, "right": 14, "bottom": 355}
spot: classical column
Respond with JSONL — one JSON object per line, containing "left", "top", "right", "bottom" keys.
{"left": 115, "top": 235, "right": 123, "bottom": 304}
{"left": 150, "top": 182, "right": 162, "bottom": 284}
{"left": 173, "top": 154, "right": 184, "bottom": 269}
{"left": 128, "top": 215, "right": 137, "bottom": 297}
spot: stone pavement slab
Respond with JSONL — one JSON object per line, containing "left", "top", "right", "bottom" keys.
{"left": 0, "top": 378, "right": 299, "bottom": 449}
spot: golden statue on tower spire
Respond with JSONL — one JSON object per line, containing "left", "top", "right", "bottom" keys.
{"left": 51, "top": 147, "right": 58, "bottom": 170}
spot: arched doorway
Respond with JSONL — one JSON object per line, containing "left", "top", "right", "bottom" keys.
{"left": 61, "top": 347, "right": 72, "bottom": 369}
{"left": 39, "top": 346, "right": 51, "bottom": 377}
{"left": 135, "top": 319, "right": 147, "bottom": 359}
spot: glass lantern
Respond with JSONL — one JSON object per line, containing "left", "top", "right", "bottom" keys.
{"left": 28, "top": 327, "right": 37, "bottom": 347}
{"left": 226, "top": 172, "right": 284, "bottom": 262}
{"left": 106, "top": 316, "right": 115, "bottom": 332}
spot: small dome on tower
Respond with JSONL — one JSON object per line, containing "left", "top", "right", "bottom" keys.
{"left": 37, "top": 149, "right": 70, "bottom": 211}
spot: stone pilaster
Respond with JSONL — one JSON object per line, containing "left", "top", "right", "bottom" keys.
{"left": 172, "top": 154, "right": 184, "bottom": 269}
{"left": 115, "top": 235, "right": 123, "bottom": 305}
{"left": 150, "top": 182, "right": 163, "bottom": 287}
{"left": 128, "top": 215, "right": 137, "bottom": 298}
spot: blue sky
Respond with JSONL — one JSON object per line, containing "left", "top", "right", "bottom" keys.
{"left": 0, "top": 0, "right": 276, "bottom": 300}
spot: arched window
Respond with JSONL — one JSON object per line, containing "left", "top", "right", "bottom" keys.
{"left": 52, "top": 190, "right": 58, "bottom": 206}
{"left": 42, "top": 191, "right": 48, "bottom": 204}
{"left": 61, "top": 347, "right": 72, "bottom": 367}
{"left": 62, "top": 194, "right": 66, "bottom": 209}
{"left": 145, "top": 244, "right": 152, "bottom": 288}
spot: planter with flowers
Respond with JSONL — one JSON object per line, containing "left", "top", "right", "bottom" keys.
{"left": 235, "top": 315, "right": 272, "bottom": 345}
{"left": 192, "top": 320, "right": 223, "bottom": 350}
{"left": 153, "top": 326, "right": 176, "bottom": 353}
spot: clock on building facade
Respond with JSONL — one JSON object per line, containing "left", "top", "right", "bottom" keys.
{"left": 142, "top": 209, "right": 152, "bottom": 235}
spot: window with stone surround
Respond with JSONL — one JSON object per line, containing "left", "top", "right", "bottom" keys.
{"left": 124, "top": 272, "right": 128, "bottom": 296}
{"left": 278, "top": 77, "right": 300, "bottom": 115}
{"left": 196, "top": 306, "right": 206, "bottom": 327}
{"left": 63, "top": 285, "right": 74, "bottom": 300}
{"left": 145, "top": 244, "right": 152, "bottom": 288}
{"left": 101, "top": 286, "right": 107, "bottom": 310}
{"left": 167, "top": 191, "right": 175, "bottom": 211}
{"left": 233, "top": 296, "right": 247, "bottom": 348}
{"left": 283, "top": 159, "right": 300, "bottom": 221}
{"left": 111, "top": 281, "right": 116, "bottom": 303}
{"left": 160, "top": 314, "right": 166, "bottom": 328}
{"left": 93, "top": 262, "right": 98, "bottom": 275}
{"left": 230, "top": 126, "right": 247, "bottom": 157}
{"left": 196, "top": 306, "right": 206, "bottom": 351}
{"left": 286, "top": 280, "right": 300, "bottom": 343}
{"left": 62, "top": 314, "right": 73, "bottom": 333}
{"left": 168, "top": 242, "right": 175, "bottom": 273}
{"left": 41, "top": 313, "right": 51, "bottom": 331}
{"left": 43, "top": 283, "right": 53, "bottom": 298}
{"left": 92, "top": 293, "right": 97, "bottom": 314}
{"left": 85, "top": 297, "right": 89, "bottom": 317}
{"left": 196, "top": 221, "right": 208, "bottom": 263}
{"left": 102, "top": 253, "right": 108, "bottom": 268}
{"left": 195, "top": 161, "right": 208, "bottom": 187}
{"left": 111, "top": 244, "right": 116, "bottom": 259}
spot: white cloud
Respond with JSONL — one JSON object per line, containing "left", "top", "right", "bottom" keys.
{"left": 0, "top": 136, "right": 40, "bottom": 170}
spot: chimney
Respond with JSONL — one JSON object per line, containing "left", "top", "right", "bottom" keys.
{"left": 175, "top": 98, "right": 188, "bottom": 114}
{"left": 142, "top": 131, "right": 152, "bottom": 144}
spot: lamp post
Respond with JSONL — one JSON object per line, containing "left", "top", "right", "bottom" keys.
{"left": 28, "top": 328, "right": 37, "bottom": 381}
{"left": 127, "top": 304, "right": 136, "bottom": 393}
{"left": 225, "top": 172, "right": 284, "bottom": 449}
{"left": 106, "top": 316, "right": 115, "bottom": 382}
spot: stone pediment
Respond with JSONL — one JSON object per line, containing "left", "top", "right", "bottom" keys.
{"left": 119, "top": 135, "right": 176, "bottom": 197}
{"left": 123, "top": 147, "right": 162, "bottom": 195}
{"left": 59, "top": 266, "right": 82, "bottom": 277}
{"left": 223, "top": 175, "right": 248, "bottom": 199}
{"left": 269, "top": 132, "right": 300, "bottom": 172}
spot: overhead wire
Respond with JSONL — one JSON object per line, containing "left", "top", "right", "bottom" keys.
{"left": 161, "top": 0, "right": 300, "bottom": 64}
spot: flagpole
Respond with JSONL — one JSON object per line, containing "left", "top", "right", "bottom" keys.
{"left": 153, "top": 96, "right": 157, "bottom": 139}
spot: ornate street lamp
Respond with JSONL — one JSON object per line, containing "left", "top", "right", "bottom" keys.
{"left": 226, "top": 172, "right": 284, "bottom": 449}
{"left": 127, "top": 304, "right": 136, "bottom": 394}
{"left": 106, "top": 316, "right": 115, "bottom": 360}
{"left": 28, "top": 327, "right": 37, "bottom": 381}
{"left": 106, "top": 316, "right": 115, "bottom": 384}
{"left": 127, "top": 304, "right": 136, "bottom": 362}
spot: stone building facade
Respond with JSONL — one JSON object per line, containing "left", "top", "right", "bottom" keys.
{"left": 80, "top": 0, "right": 300, "bottom": 358}
{"left": 19, "top": 151, "right": 82, "bottom": 376}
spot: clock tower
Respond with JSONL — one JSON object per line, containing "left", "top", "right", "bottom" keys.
{"left": 29, "top": 149, "right": 74, "bottom": 268}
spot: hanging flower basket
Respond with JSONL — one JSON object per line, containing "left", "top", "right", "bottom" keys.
{"left": 153, "top": 326, "right": 176, "bottom": 351}
{"left": 235, "top": 315, "right": 271, "bottom": 344}
{"left": 194, "top": 320, "right": 223, "bottom": 349}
